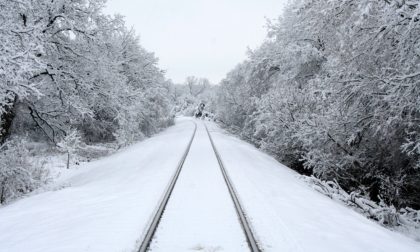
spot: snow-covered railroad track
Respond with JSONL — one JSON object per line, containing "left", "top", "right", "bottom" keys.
{"left": 138, "top": 121, "right": 259, "bottom": 251}
{"left": 205, "top": 124, "right": 261, "bottom": 252}
{"left": 138, "top": 122, "right": 197, "bottom": 252}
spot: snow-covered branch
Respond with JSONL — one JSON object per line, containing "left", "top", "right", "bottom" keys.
{"left": 301, "top": 176, "right": 420, "bottom": 238}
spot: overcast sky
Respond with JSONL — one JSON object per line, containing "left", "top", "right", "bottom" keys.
{"left": 104, "top": 0, "right": 286, "bottom": 84}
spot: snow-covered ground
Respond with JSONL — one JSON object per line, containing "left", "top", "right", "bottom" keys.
{"left": 0, "top": 118, "right": 195, "bottom": 252}
{"left": 0, "top": 118, "right": 419, "bottom": 252}
{"left": 206, "top": 121, "right": 420, "bottom": 252}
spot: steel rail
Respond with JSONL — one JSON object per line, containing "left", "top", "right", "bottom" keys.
{"left": 205, "top": 123, "right": 262, "bottom": 252}
{"left": 137, "top": 122, "right": 197, "bottom": 252}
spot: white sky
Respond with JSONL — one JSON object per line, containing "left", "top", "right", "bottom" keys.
{"left": 104, "top": 0, "right": 286, "bottom": 84}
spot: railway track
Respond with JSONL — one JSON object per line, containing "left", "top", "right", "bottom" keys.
{"left": 137, "top": 122, "right": 197, "bottom": 252}
{"left": 205, "top": 124, "right": 261, "bottom": 252}
{"left": 137, "top": 121, "right": 261, "bottom": 252}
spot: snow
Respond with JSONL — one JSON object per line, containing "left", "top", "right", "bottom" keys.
{"left": 206, "top": 121, "right": 420, "bottom": 252}
{"left": 149, "top": 122, "right": 248, "bottom": 252}
{"left": 0, "top": 118, "right": 195, "bottom": 252}
{"left": 0, "top": 118, "right": 419, "bottom": 252}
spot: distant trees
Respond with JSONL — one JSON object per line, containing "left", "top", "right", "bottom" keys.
{"left": 216, "top": 0, "right": 420, "bottom": 209}
{"left": 0, "top": 0, "right": 173, "bottom": 203}
{"left": 169, "top": 76, "right": 217, "bottom": 116}
{"left": 186, "top": 76, "right": 210, "bottom": 97}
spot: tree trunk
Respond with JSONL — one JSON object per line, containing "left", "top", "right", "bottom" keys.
{"left": 0, "top": 94, "right": 18, "bottom": 145}
{"left": 67, "top": 151, "right": 70, "bottom": 169}
{"left": 0, "top": 180, "right": 6, "bottom": 204}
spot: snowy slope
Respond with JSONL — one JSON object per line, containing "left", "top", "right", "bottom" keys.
{"left": 207, "top": 121, "right": 420, "bottom": 252}
{"left": 0, "top": 119, "right": 195, "bottom": 252}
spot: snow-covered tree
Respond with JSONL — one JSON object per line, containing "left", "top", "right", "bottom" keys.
{"left": 216, "top": 0, "right": 420, "bottom": 209}
{"left": 1, "top": 0, "right": 173, "bottom": 145}
{"left": 57, "top": 129, "right": 82, "bottom": 169}
{"left": 0, "top": 0, "right": 174, "bottom": 202}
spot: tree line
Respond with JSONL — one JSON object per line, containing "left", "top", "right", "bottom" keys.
{"left": 215, "top": 0, "right": 420, "bottom": 209}
{"left": 0, "top": 0, "right": 173, "bottom": 203}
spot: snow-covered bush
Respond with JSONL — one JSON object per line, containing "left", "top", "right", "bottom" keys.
{"left": 0, "top": 138, "right": 48, "bottom": 204}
